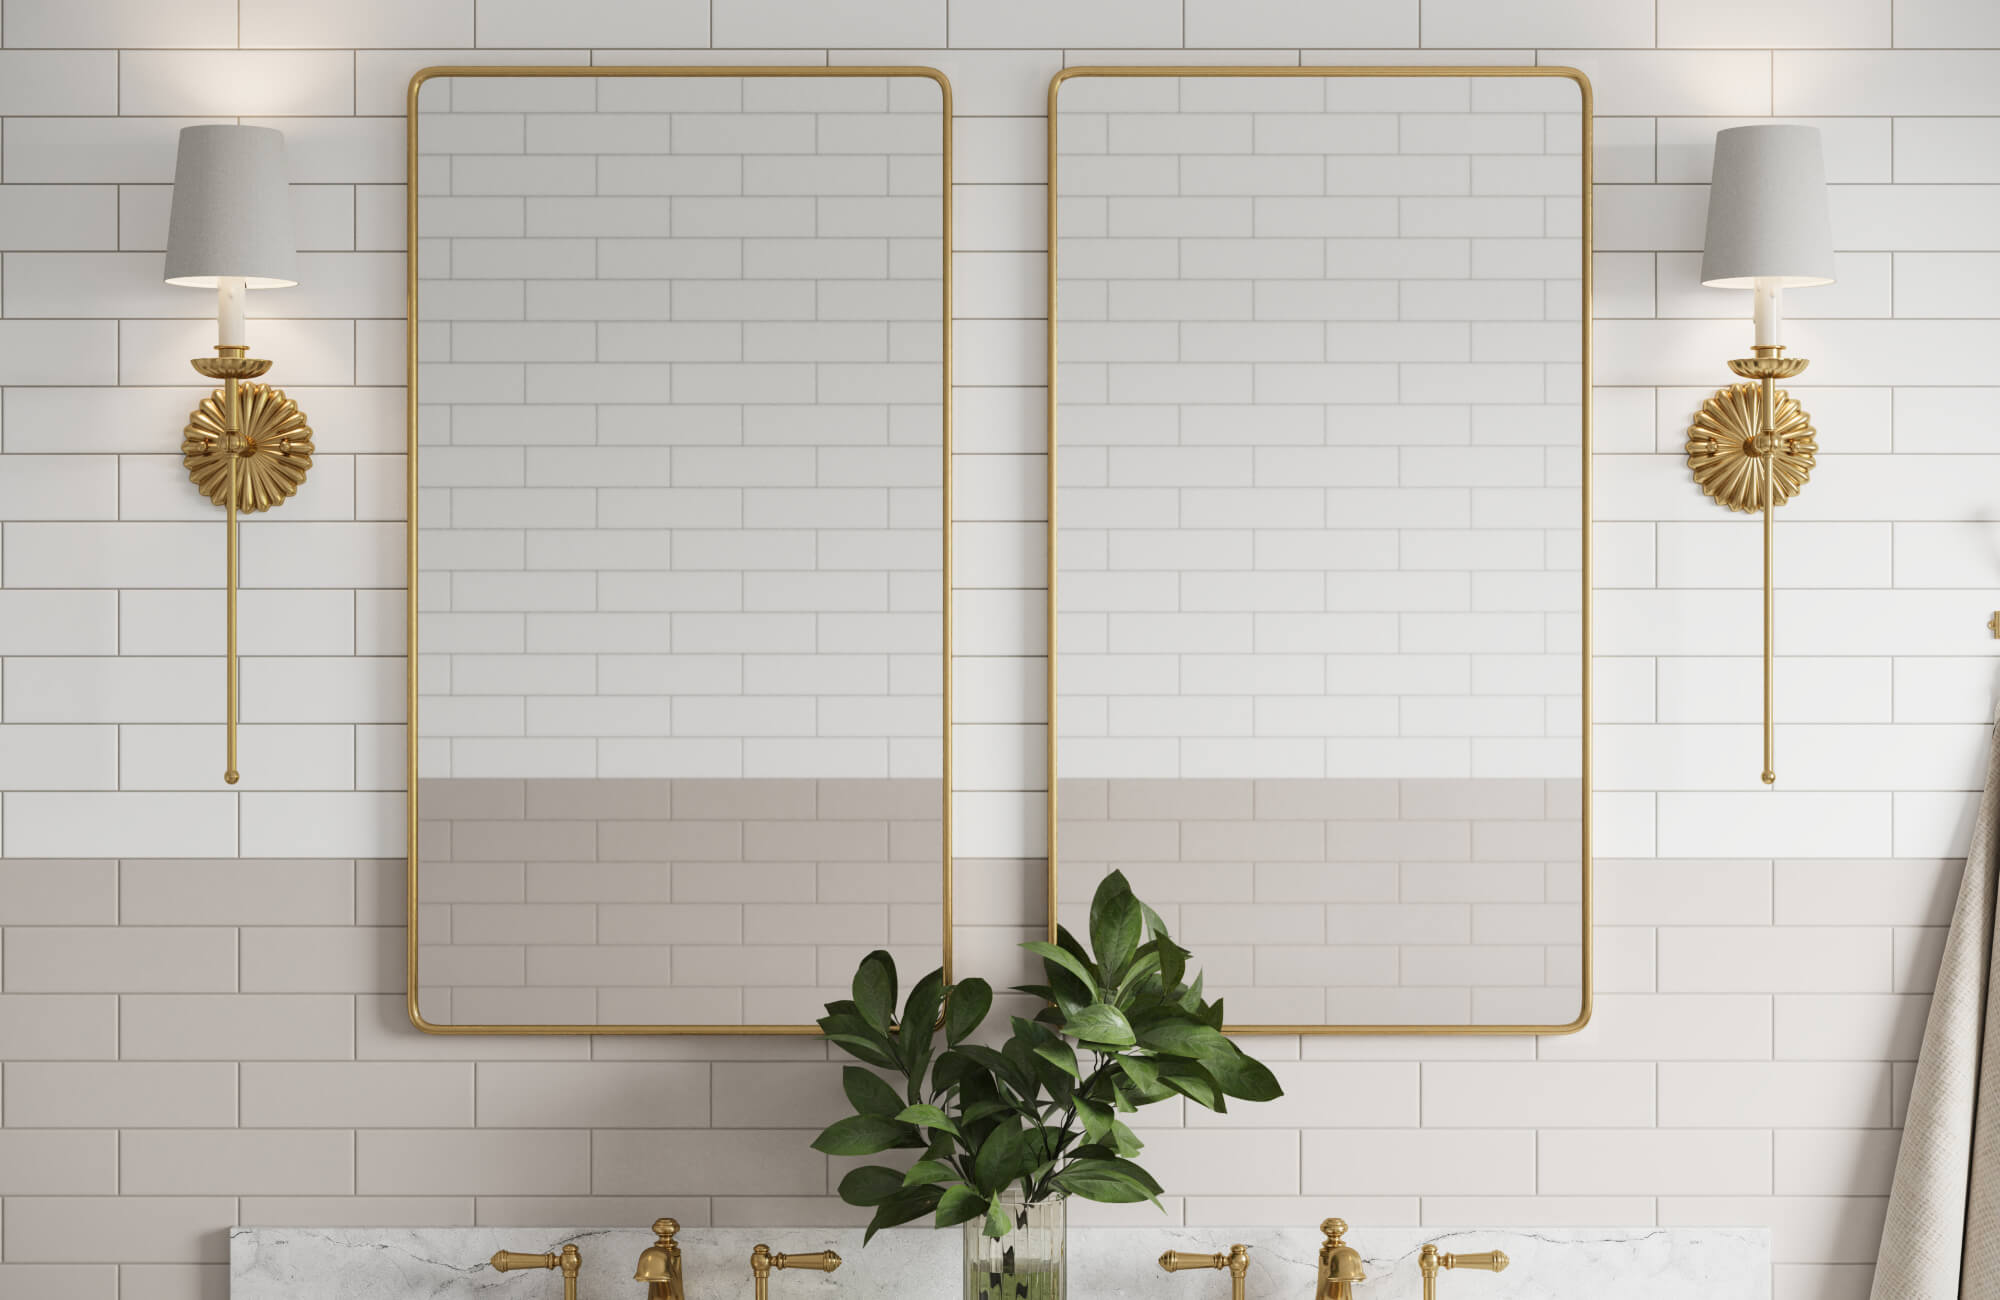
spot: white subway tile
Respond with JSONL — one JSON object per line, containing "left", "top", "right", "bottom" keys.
{"left": 1422, "top": 1, "right": 1650, "bottom": 46}
{"left": 2, "top": 793, "right": 236, "bottom": 859}
{"left": 1422, "top": 1061, "right": 1654, "bottom": 1127}
{"left": 119, "top": 52, "right": 355, "bottom": 117}
{"left": 1777, "top": 51, "right": 2000, "bottom": 115}
{"left": 3, "top": 0, "right": 235, "bottom": 46}
{"left": 1659, "top": 1061, "right": 1891, "bottom": 1127}
{"left": 1659, "top": 926, "right": 1893, "bottom": 994}
{"left": 1541, "top": 1130, "right": 1771, "bottom": 1195}
{"left": 475, "top": 0, "right": 708, "bottom": 45}
{"left": 1302, "top": 1129, "right": 1535, "bottom": 1195}
{"left": 1185, "top": 0, "right": 1415, "bottom": 46}
{"left": 1659, "top": 0, "right": 1888, "bottom": 47}
{"left": 243, "top": 0, "right": 474, "bottom": 46}
{"left": 0, "top": 52, "right": 117, "bottom": 115}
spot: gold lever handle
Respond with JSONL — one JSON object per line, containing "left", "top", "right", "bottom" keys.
{"left": 493, "top": 1244, "right": 581, "bottom": 1300}
{"left": 1161, "top": 1244, "right": 1250, "bottom": 1300}
{"left": 752, "top": 1243, "right": 842, "bottom": 1300}
{"left": 1442, "top": 1250, "right": 1509, "bottom": 1272}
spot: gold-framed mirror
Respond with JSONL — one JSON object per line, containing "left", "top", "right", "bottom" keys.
{"left": 1048, "top": 66, "right": 1592, "bottom": 1034}
{"left": 405, "top": 66, "right": 953, "bottom": 1034}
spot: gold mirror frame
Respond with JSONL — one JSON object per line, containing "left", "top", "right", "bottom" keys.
{"left": 405, "top": 65, "right": 955, "bottom": 1035}
{"left": 1044, "top": 66, "right": 1594, "bottom": 1036}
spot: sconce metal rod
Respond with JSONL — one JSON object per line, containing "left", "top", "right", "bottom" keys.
{"left": 1760, "top": 374, "right": 1776, "bottom": 786}
{"left": 224, "top": 373, "right": 240, "bottom": 786}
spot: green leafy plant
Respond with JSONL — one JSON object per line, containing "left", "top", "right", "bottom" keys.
{"left": 812, "top": 870, "right": 1284, "bottom": 1241}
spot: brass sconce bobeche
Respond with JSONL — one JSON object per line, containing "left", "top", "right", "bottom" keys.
{"left": 165, "top": 124, "right": 313, "bottom": 785}
{"left": 1683, "top": 124, "right": 1835, "bottom": 785}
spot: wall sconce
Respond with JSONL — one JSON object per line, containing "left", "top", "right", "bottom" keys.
{"left": 165, "top": 124, "right": 314, "bottom": 785}
{"left": 1684, "top": 124, "right": 1835, "bottom": 785}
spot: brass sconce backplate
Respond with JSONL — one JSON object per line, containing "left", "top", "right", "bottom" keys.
{"left": 182, "top": 373, "right": 313, "bottom": 512}
{"left": 1686, "top": 378, "right": 1815, "bottom": 514}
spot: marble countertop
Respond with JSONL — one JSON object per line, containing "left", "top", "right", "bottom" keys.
{"left": 232, "top": 1224, "right": 1769, "bottom": 1300}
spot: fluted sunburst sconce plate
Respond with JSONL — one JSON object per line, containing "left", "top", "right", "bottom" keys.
{"left": 182, "top": 380, "right": 313, "bottom": 512}
{"left": 1686, "top": 380, "right": 1816, "bottom": 514}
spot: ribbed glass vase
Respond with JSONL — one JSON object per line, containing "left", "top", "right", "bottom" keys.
{"left": 963, "top": 1189, "right": 1066, "bottom": 1300}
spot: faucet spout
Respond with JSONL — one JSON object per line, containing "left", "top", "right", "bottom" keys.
{"left": 1316, "top": 1219, "right": 1366, "bottom": 1300}
{"left": 635, "top": 1218, "right": 686, "bottom": 1300}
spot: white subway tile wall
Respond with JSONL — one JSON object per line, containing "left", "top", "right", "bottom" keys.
{"left": 0, "top": 2, "right": 1987, "bottom": 1296}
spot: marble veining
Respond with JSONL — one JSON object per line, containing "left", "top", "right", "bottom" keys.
{"left": 231, "top": 1224, "right": 1769, "bottom": 1300}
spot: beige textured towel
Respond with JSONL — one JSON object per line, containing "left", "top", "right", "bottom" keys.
{"left": 1873, "top": 705, "right": 2000, "bottom": 1300}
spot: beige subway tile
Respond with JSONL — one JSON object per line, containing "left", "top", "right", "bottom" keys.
{"left": 708, "top": 1197, "right": 871, "bottom": 1227}
{"left": 601, "top": 819, "right": 745, "bottom": 861}
{"left": 598, "top": 986, "right": 748, "bottom": 1025}
{"left": 421, "top": 860, "right": 528, "bottom": 903}
{"left": 1303, "top": 1129, "right": 1534, "bottom": 1195}
{"left": 1253, "top": 861, "right": 1399, "bottom": 902}
{"left": 3, "top": 927, "right": 236, "bottom": 992}
{"left": 0, "top": 859, "right": 116, "bottom": 923}
{"left": 709, "top": 1062, "right": 851, "bottom": 1129}
{"left": 1250, "top": 945, "right": 1398, "bottom": 986}
{"left": 1658, "top": 1062, "right": 1893, "bottom": 1128}
{"left": 524, "top": 777, "right": 673, "bottom": 819}
{"left": 1402, "top": 945, "right": 1543, "bottom": 986}
{"left": 743, "top": 902, "right": 889, "bottom": 945}
{"left": 673, "top": 945, "right": 817, "bottom": 987}
{"left": 420, "top": 943, "right": 524, "bottom": 987}
{"left": 595, "top": 902, "right": 741, "bottom": 945}
{"left": 1055, "top": 818, "right": 1180, "bottom": 862}
{"left": 240, "top": 1196, "right": 475, "bottom": 1227}
{"left": 417, "top": 777, "right": 524, "bottom": 819}
{"left": 813, "top": 778, "right": 935, "bottom": 820}
{"left": 451, "top": 819, "right": 595, "bottom": 862}
{"left": 1400, "top": 779, "right": 1544, "bottom": 820}
{"left": 0, "top": 1266, "right": 117, "bottom": 1299}
{"left": 121, "top": 858, "right": 354, "bottom": 924}
{"left": 120, "top": 994, "right": 355, "bottom": 1060}
{"left": 475, "top": 1061, "right": 710, "bottom": 1127}
{"left": 1659, "top": 927, "right": 1892, "bottom": 993}
{"left": 1597, "top": 858, "right": 1772, "bottom": 925}
{"left": 1422, "top": 1061, "right": 1655, "bottom": 1128}
{"left": 0, "top": 994, "right": 118, "bottom": 1058}
{"left": 4, "top": 1062, "right": 235, "bottom": 1127}
{"left": 1421, "top": 1196, "right": 1657, "bottom": 1226}
{"left": 450, "top": 903, "right": 595, "bottom": 945}
{"left": 1179, "top": 903, "right": 1326, "bottom": 945}
{"left": 2, "top": 1198, "right": 236, "bottom": 1264}
{"left": 1541, "top": 1130, "right": 1772, "bottom": 1196}
{"left": 522, "top": 943, "right": 672, "bottom": 987}
{"left": 742, "top": 819, "right": 886, "bottom": 862}
{"left": 121, "top": 1129, "right": 354, "bottom": 1195}
{"left": 1326, "top": 902, "right": 1472, "bottom": 945}
{"left": 1324, "top": 986, "right": 1474, "bottom": 1026}
{"left": 1325, "top": 821, "right": 1471, "bottom": 862}
{"left": 1183, "top": 819, "right": 1325, "bottom": 862}
{"left": 357, "top": 858, "right": 408, "bottom": 924}
{"left": 1399, "top": 861, "right": 1544, "bottom": 902}
{"left": 241, "top": 925, "right": 404, "bottom": 992}
{"left": 1054, "top": 779, "right": 1107, "bottom": 820}
{"left": 817, "top": 859, "right": 946, "bottom": 902}
{"left": 0, "top": 1130, "right": 118, "bottom": 1193}
{"left": 591, "top": 1129, "right": 826, "bottom": 1195}
{"left": 1471, "top": 819, "right": 1582, "bottom": 861}
{"left": 1472, "top": 901, "right": 1584, "bottom": 945}
{"left": 525, "top": 862, "right": 675, "bottom": 902}
{"left": 674, "top": 860, "right": 818, "bottom": 901}
{"left": 1255, "top": 779, "right": 1399, "bottom": 820}
{"left": 1774, "top": 858, "right": 1959, "bottom": 925}
{"left": 675, "top": 778, "right": 818, "bottom": 820}
{"left": 1117, "top": 860, "right": 1255, "bottom": 903}
{"left": 888, "top": 817, "right": 943, "bottom": 862}
{"left": 357, "top": 1129, "right": 589, "bottom": 1195}
{"left": 1108, "top": 778, "right": 1253, "bottom": 820}
{"left": 241, "top": 1062, "right": 474, "bottom": 1127}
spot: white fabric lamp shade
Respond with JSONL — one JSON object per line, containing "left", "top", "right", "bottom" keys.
{"left": 163, "top": 124, "right": 298, "bottom": 289}
{"left": 1700, "top": 124, "right": 1835, "bottom": 289}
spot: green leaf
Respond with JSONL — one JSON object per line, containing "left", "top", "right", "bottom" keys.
{"left": 1156, "top": 937, "right": 1187, "bottom": 993}
{"left": 853, "top": 949, "right": 898, "bottom": 1035}
{"left": 865, "top": 1185, "right": 943, "bottom": 1244}
{"left": 824, "top": 1035, "right": 899, "bottom": 1071}
{"left": 1054, "top": 1157, "right": 1164, "bottom": 1206}
{"left": 896, "top": 1103, "right": 959, "bottom": 1135}
{"left": 821, "top": 1010, "right": 899, "bottom": 1071}
{"left": 1206, "top": 1042, "right": 1285, "bottom": 1103}
{"left": 900, "top": 968, "right": 945, "bottom": 1086}
{"left": 811, "top": 1114, "right": 921, "bottom": 1157}
{"left": 837, "top": 1164, "right": 908, "bottom": 1208}
{"left": 972, "top": 1121, "right": 1023, "bottom": 1194}
{"left": 1107, "top": 1118, "right": 1145, "bottom": 1157}
{"left": 1118, "top": 1054, "right": 1159, "bottom": 1093}
{"left": 1063, "top": 1002, "right": 1137, "bottom": 1048}
{"left": 934, "top": 1183, "right": 987, "bottom": 1228}
{"left": 952, "top": 1044, "right": 1034, "bottom": 1098}
{"left": 903, "top": 1158, "right": 958, "bottom": 1188}
{"left": 945, "top": 977, "right": 993, "bottom": 1045}
{"left": 1033, "top": 1039, "right": 1080, "bottom": 1080}
{"left": 1132, "top": 1013, "right": 1231, "bottom": 1061}
{"left": 1089, "top": 871, "right": 1144, "bottom": 984}
{"left": 1159, "top": 1060, "right": 1226, "bottom": 1113}
{"left": 843, "top": 1066, "right": 905, "bottom": 1118}
{"left": 1022, "top": 941, "right": 1100, "bottom": 1000}
{"left": 983, "top": 1191, "right": 1014, "bottom": 1240}
{"left": 1073, "top": 1094, "right": 1113, "bottom": 1145}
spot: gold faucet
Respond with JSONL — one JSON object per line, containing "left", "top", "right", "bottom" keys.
{"left": 750, "top": 1244, "right": 841, "bottom": 1300}
{"left": 1161, "top": 1243, "right": 1251, "bottom": 1300}
{"left": 635, "top": 1218, "right": 686, "bottom": 1300}
{"left": 493, "top": 1244, "right": 582, "bottom": 1300}
{"left": 1418, "top": 1244, "right": 1509, "bottom": 1300}
{"left": 1317, "top": 1219, "right": 1366, "bottom": 1300}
